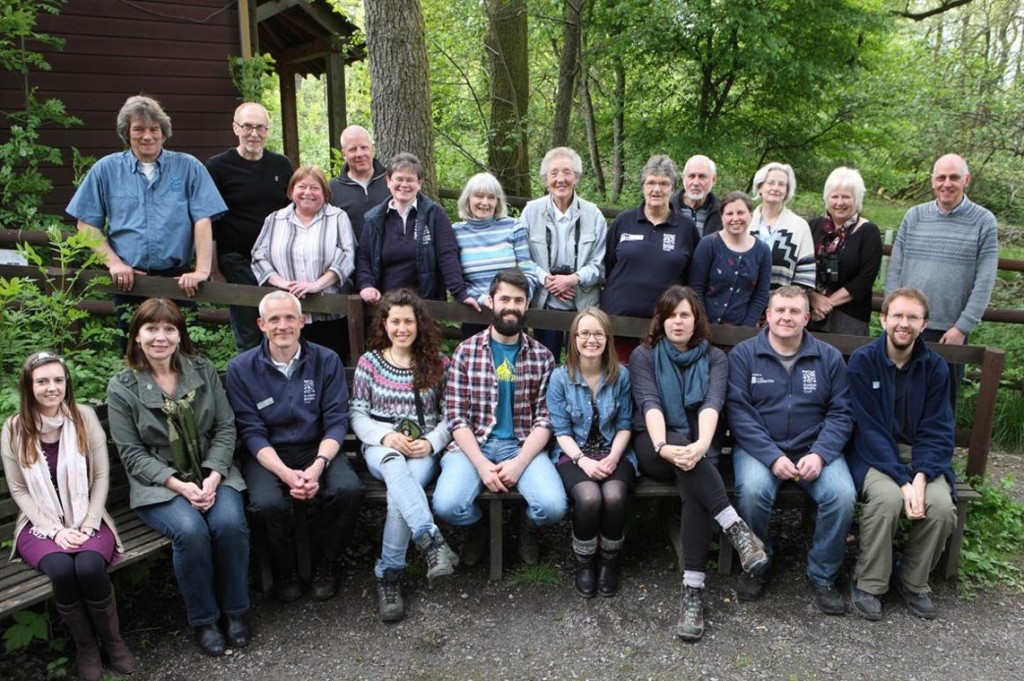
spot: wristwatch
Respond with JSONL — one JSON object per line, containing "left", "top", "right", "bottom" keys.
{"left": 316, "top": 455, "right": 331, "bottom": 471}
{"left": 654, "top": 441, "right": 667, "bottom": 455}
{"left": 571, "top": 451, "right": 584, "bottom": 465}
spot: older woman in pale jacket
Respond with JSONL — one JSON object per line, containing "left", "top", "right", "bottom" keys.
{"left": 522, "top": 147, "right": 608, "bottom": 359}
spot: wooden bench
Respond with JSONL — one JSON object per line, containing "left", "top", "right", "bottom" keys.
{"left": 0, "top": 405, "right": 170, "bottom": 621}
{"left": 341, "top": 297, "right": 1004, "bottom": 582}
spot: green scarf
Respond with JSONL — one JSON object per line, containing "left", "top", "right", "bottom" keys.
{"left": 161, "top": 390, "right": 204, "bottom": 484}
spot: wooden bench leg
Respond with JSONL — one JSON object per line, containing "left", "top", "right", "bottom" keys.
{"left": 295, "top": 501, "right": 313, "bottom": 582}
{"left": 941, "top": 499, "right": 969, "bottom": 580}
{"left": 718, "top": 529, "right": 734, "bottom": 575}
{"left": 489, "top": 498, "right": 504, "bottom": 580}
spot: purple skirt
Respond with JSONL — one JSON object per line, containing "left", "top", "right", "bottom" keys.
{"left": 16, "top": 521, "right": 118, "bottom": 569}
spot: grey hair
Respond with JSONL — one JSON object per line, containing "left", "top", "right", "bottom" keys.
{"left": 751, "top": 162, "right": 797, "bottom": 203}
{"left": 640, "top": 154, "right": 679, "bottom": 188}
{"left": 684, "top": 154, "right": 717, "bottom": 177}
{"left": 387, "top": 152, "right": 424, "bottom": 180}
{"left": 116, "top": 95, "right": 172, "bottom": 145}
{"left": 822, "top": 166, "right": 866, "bottom": 213}
{"left": 539, "top": 147, "right": 583, "bottom": 181}
{"left": 457, "top": 172, "right": 508, "bottom": 220}
{"left": 258, "top": 290, "right": 303, "bottom": 319}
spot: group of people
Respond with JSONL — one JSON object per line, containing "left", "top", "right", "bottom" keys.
{"left": 0, "top": 92, "right": 1000, "bottom": 676}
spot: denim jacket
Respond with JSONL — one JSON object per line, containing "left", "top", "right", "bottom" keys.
{"left": 545, "top": 365, "right": 638, "bottom": 473}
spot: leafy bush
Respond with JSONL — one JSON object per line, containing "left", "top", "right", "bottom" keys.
{"left": 958, "top": 469, "right": 1024, "bottom": 594}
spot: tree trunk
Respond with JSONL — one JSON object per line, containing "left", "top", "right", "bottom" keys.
{"left": 485, "top": 0, "right": 531, "bottom": 198}
{"left": 363, "top": 0, "right": 437, "bottom": 195}
{"left": 579, "top": 69, "right": 605, "bottom": 199}
{"left": 611, "top": 54, "right": 625, "bottom": 204}
{"left": 551, "top": 0, "right": 584, "bottom": 149}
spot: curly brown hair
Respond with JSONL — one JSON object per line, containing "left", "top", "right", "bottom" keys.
{"left": 367, "top": 289, "right": 445, "bottom": 390}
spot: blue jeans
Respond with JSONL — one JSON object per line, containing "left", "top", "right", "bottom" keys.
{"left": 364, "top": 445, "right": 439, "bottom": 577}
{"left": 432, "top": 438, "right": 567, "bottom": 527}
{"left": 218, "top": 251, "right": 263, "bottom": 353}
{"left": 732, "top": 447, "right": 856, "bottom": 585}
{"left": 135, "top": 486, "right": 250, "bottom": 626}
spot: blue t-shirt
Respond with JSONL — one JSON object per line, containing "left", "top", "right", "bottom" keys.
{"left": 489, "top": 338, "right": 520, "bottom": 440}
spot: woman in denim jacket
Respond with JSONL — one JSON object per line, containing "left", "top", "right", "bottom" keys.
{"left": 546, "top": 308, "right": 636, "bottom": 598}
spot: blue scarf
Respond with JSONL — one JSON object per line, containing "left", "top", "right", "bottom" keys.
{"left": 654, "top": 339, "right": 709, "bottom": 437}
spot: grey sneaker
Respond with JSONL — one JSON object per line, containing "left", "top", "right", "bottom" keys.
{"left": 724, "top": 519, "right": 768, "bottom": 574}
{"left": 415, "top": 531, "right": 460, "bottom": 584}
{"left": 850, "top": 582, "right": 882, "bottom": 621}
{"left": 892, "top": 578, "right": 936, "bottom": 620}
{"left": 377, "top": 568, "right": 405, "bottom": 622}
{"left": 676, "top": 586, "right": 705, "bottom": 642}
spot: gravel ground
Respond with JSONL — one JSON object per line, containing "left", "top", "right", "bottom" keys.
{"left": 4, "top": 453, "right": 1022, "bottom": 680}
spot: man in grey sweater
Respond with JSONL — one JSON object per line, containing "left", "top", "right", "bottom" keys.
{"left": 884, "top": 153, "right": 998, "bottom": 407}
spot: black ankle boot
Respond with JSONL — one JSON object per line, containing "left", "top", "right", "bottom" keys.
{"left": 597, "top": 535, "right": 624, "bottom": 597}
{"left": 574, "top": 551, "right": 597, "bottom": 598}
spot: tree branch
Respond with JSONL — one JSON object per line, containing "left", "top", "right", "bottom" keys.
{"left": 892, "top": 0, "right": 974, "bottom": 21}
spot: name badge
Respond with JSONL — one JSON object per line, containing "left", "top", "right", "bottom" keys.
{"left": 620, "top": 233, "right": 644, "bottom": 242}
{"left": 872, "top": 381, "right": 880, "bottom": 390}
{"left": 256, "top": 397, "right": 275, "bottom": 410}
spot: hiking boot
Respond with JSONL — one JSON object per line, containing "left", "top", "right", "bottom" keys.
{"left": 461, "top": 520, "right": 488, "bottom": 567}
{"left": 377, "top": 568, "right": 405, "bottom": 622}
{"left": 724, "top": 518, "right": 768, "bottom": 574}
{"left": 736, "top": 569, "right": 766, "bottom": 602}
{"left": 517, "top": 511, "right": 541, "bottom": 565}
{"left": 850, "top": 582, "right": 882, "bottom": 621}
{"left": 676, "top": 586, "right": 705, "bottom": 642}
{"left": 811, "top": 580, "right": 846, "bottom": 616}
{"left": 311, "top": 559, "right": 342, "bottom": 601}
{"left": 272, "top": 568, "right": 302, "bottom": 603}
{"left": 892, "top": 578, "right": 936, "bottom": 620}
{"left": 416, "top": 530, "right": 460, "bottom": 584}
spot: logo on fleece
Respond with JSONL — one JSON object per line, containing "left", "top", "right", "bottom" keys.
{"left": 801, "top": 370, "right": 818, "bottom": 393}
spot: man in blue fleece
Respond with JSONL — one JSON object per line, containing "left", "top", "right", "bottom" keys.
{"left": 846, "top": 288, "right": 956, "bottom": 621}
{"left": 226, "top": 291, "right": 364, "bottom": 603}
{"left": 727, "top": 286, "right": 855, "bottom": 614}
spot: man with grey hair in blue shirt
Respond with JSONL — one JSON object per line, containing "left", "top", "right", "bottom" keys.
{"left": 67, "top": 95, "right": 227, "bottom": 299}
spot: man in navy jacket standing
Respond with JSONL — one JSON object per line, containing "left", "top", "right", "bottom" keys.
{"left": 727, "top": 286, "right": 855, "bottom": 615}
{"left": 846, "top": 288, "right": 956, "bottom": 621}
{"left": 226, "top": 291, "right": 364, "bottom": 603}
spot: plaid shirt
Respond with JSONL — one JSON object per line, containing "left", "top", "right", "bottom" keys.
{"left": 445, "top": 328, "right": 554, "bottom": 448}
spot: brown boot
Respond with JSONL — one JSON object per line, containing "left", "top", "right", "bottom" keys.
{"left": 85, "top": 591, "right": 137, "bottom": 674}
{"left": 55, "top": 600, "right": 102, "bottom": 681}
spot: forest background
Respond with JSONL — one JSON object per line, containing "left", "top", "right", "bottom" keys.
{"left": 271, "top": 0, "right": 1024, "bottom": 227}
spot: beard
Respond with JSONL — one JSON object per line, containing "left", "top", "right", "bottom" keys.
{"left": 492, "top": 308, "right": 525, "bottom": 336}
{"left": 686, "top": 188, "right": 707, "bottom": 203}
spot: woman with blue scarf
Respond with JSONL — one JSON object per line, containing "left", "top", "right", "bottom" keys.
{"left": 629, "top": 286, "right": 767, "bottom": 643}
{"left": 452, "top": 172, "right": 538, "bottom": 336}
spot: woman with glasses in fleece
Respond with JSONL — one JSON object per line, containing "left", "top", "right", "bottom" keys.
{"left": 546, "top": 308, "right": 637, "bottom": 599}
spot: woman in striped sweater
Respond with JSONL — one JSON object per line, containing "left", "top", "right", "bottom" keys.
{"left": 349, "top": 289, "right": 457, "bottom": 622}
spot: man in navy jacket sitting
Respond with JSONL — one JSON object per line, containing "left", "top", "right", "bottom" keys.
{"left": 727, "top": 285, "right": 856, "bottom": 615}
{"left": 846, "top": 288, "right": 957, "bottom": 621}
{"left": 226, "top": 291, "right": 364, "bottom": 603}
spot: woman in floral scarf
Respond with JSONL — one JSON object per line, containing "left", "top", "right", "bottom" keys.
{"left": 2, "top": 351, "right": 135, "bottom": 681}
{"left": 106, "top": 299, "right": 249, "bottom": 657}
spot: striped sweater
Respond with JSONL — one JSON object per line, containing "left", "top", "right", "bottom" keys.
{"left": 452, "top": 216, "right": 538, "bottom": 303}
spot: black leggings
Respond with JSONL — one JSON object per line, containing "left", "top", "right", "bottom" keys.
{"left": 38, "top": 551, "right": 112, "bottom": 606}
{"left": 557, "top": 458, "right": 636, "bottom": 542}
{"left": 635, "top": 431, "right": 730, "bottom": 572}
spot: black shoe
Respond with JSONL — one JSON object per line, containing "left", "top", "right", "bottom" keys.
{"left": 573, "top": 552, "right": 597, "bottom": 598}
{"left": 461, "top": 520, "right": 488, "bottom": 568}
{"left": 311, "top": 559, "right": 342, "bottom": 601}
{"left": 596, "top": 550, "right": 621, "bottom": 597}
{"left": 272, "top": 569, "right": 302, "bottom": 603}
{"left": 892, "top": 578, "right": 937, "bottom": 619}
{"left": 850, "top": 582, "right": 882, "bottom": 621}
{"left": 517, "top": 512, "right": 540, "bottom": 566}
{"left": 811, "top": 580, "right": 846, "bottom": 616}
{"left": 194, "top": 622, "right": 225, "bottom": 657}
{"left": 736, "top": 570, "right": 766, "bottom": 601}
{"left": 224, "top": 614, "right": 250, "bottom": 648}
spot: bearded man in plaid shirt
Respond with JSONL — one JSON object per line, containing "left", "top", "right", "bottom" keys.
{"left": 433, "top": 268, "right": 568, "bottom": 567}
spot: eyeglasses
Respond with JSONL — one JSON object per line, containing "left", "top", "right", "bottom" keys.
{"left": 235, "top": 122, "right": 269, "bottom": 134}
{"left": 643, "top": 180, "right": 672, "bottom": 190}
{"left": 887, "top": 313, "right": 925, "bottom": 323}
{"left": 546, "top": 169, "right": 576, "bottom": 179}
{"left": 576, "top": 331, "right": 607, "bottom": 341}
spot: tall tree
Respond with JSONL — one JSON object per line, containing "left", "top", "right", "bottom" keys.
{"left": 485, "top": 0, "right": 531, "bottom": 197}
{"left": 363, "top": 0, "right": 437, "bottom": 194}
{"left": 551, "top": 1, "right": 585, "bottom": 148}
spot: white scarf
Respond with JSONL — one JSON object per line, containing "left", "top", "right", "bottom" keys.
{"left": 22, "top": 407, "right": 90, "bottom": 537}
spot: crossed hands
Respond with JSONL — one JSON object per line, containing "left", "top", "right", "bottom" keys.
{"left": 771, "top": 453, "right": 824, "bottom": 482}
{"left": 476, "top": 455, "right": 529, "bottom": 493}
{"left": 177, "top": 471, "right": 222, "bottom": 512}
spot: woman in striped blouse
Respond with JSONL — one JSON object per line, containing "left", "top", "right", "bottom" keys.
{"left": 349, "top": 289, "right": 457, "bottom": 622}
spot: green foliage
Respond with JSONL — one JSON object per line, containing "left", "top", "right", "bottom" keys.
{"left": 187, "top": 317, "right": 236, "bottom": 372}
{"left": 958, "top": 470, "right": 1024, "bottom": 594}
{"left": 2, "top": 609, "right": 49, "bottom": 653}
{"left": 506, "top": 562, "right": 561, "bottom": 586}
{"left": 228, "top": 53, "right": 277, "bottom": 104}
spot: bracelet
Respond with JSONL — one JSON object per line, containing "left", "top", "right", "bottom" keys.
{"left": 571, "top": 451, "right": 584, "bottom": 465}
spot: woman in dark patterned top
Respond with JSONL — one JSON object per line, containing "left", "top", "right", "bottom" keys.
{"left": 808, "top": 167, "right": 883, "bottom": 336}
{"left": 349, "top": 289, "right": 457, "bottom": 622}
